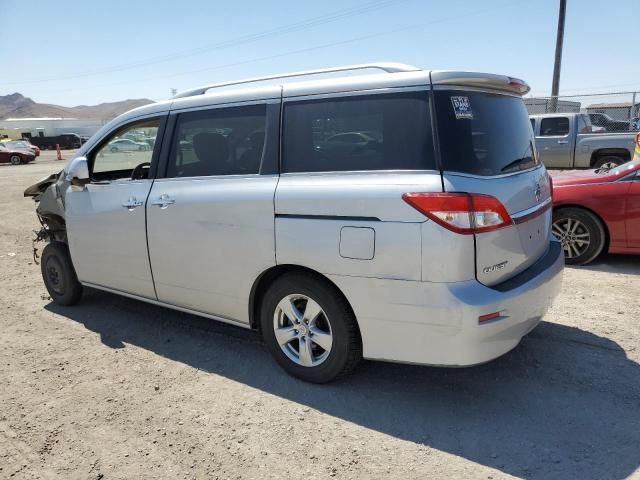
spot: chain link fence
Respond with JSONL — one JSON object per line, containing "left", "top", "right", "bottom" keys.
{"left": 525, "top": 91, "right": 640, "bottom": 132}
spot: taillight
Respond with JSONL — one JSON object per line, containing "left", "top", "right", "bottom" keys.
{"left": 402, "top": 192, "right": 513, "bottom": 234}
{"left": 507, "top": 77, "right": 530, "bottom": 94}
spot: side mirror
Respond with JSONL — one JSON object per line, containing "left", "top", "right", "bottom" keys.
{"left": 65, "top": 156, "right": 90, "bottom": 188}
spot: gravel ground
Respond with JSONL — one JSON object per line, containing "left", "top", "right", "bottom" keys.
{"left": 1, "top": 153, "right": 639, "bottom": 480}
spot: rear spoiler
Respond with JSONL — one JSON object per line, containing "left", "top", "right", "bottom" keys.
{"left": 430, "top": 71, "right": 530, "bottom": 95}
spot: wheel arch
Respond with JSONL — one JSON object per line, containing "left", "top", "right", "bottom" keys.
{"left": 553, "top": 204, "right": 610, "bottom": 253}
{"left": 589, "top": 148, "right": 631, "bottom": 167}
{"left": 248, "top": 264, "right": 360, "bottom": 334}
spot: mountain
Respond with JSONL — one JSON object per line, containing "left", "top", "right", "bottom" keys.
{"left": 0, "top": 93, "right": 154, "bottom": 120}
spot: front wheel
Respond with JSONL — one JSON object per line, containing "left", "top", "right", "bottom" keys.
{"left": 260, "top": 273, "right": 362, "bottom": 383}
{"left": 41, "top": 242, "right": 83, "bottom": 305}
{"left": 552, "top": 208, "right": 606, "bottom": 265}
{"left": 10, "top": 155, "right": 21, "bottom": 165}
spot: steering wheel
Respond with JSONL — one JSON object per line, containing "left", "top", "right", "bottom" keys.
{"left": 131, "top": 162, "right": 151, "bottom": 180}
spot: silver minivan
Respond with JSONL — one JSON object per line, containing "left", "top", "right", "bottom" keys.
{"left": 26, "top": 63, "right": 563, "bottom": 383}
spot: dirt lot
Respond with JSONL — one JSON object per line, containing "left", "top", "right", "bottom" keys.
{"left": 1, "top": 153, "right": 639, "bottom": 480}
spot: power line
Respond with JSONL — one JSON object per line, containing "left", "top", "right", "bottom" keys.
{"left": 37, "top": 0, "right": 522, "bottom": 98}
{"left": 0, "top": 0, "right": 405, "bottom": 87}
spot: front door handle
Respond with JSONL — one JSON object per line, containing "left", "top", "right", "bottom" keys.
{"left": 122, "top": 196, "right": 144, "bottom": 210}
{"left": 151, "top": 194, "right": 175, "bottom": 209}
{"left": 556, "top": 140, "right": 569, "bottom": 144}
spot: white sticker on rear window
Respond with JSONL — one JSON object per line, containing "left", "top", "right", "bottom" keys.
{"left": 451, "top": 96, "right": 473, "bottom": 120}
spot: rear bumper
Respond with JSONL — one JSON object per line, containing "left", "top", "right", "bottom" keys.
{"left": 328, "top": 239, "right": 564, "bottom": 366}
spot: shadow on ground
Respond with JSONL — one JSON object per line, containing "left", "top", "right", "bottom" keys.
{"left": 567, "top": 253, "right": 640, "bottom": 276}
{"left": 47, "top": 286, "right": 640, "bottom": 480}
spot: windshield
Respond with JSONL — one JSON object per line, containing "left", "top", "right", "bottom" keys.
{"left": 435, "top": 90, "right": 539, "bottom": 176}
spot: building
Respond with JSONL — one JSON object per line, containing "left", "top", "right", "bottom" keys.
{"left": 0, "top": 117, "right": 106, "bottom": 140}
{"left": 586, "top": 102, "right": 640, "bottom": 121}
{"left": 524, "top": 97, "right": 581, "bottom": 115}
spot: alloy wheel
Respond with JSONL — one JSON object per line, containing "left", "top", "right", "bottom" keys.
{"left": 273, "top": 294, "right": 333, "bottom": 367}
{"left": 552, "top": 217, "right": 591, "bottom": 259}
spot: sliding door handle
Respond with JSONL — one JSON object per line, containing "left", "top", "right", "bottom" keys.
{"left": 151, "top": 194, "right": 175, "bottom": 209}
{"left": 122, "top": 197, "right": 144, "bottom": 210}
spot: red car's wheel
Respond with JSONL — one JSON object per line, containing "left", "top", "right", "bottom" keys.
{"left": 552, "top": 207, "right": 606, "bottom": 265}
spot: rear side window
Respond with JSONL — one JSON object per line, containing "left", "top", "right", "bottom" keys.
{"left": 435, "top": 91, "right": 538, "bottom": 176}
{"left": 540, "top": 117, "right": 570, "bottom": 136}
{"left": 577, "top": 114, "right": 591, "bottom": 133}
{"left": 166, "top": 104, "right": 266, "bottom": 178}
{"left": 282, "top": 92, "right": 434, "bottom": 173}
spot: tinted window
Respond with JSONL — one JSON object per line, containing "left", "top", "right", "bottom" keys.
{"left": 167, "top": 105, "right": 266, "bottom": 178}
{"left": 530, "top": 118, "right": 536, "bottom": 132}
{"left": 435, "top": 91, "right": 538, "bottom": 176}
{"left": 282, "top": 92, "right": 434, "bottom": 173}
{"left": 91, "top": 118, "right": 160, "bottom": 179}
{"left": 540, "top": 117, "right": 570, "bottom": 136}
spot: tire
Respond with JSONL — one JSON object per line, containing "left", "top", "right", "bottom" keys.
{"left": 41, "top": 242, "right": 83, "bottom": 306}
{"left": 592, "top": 155, "right": 624, "bottom": 169}
{"left": 260, "top": 272, "right": 362, "bottom": 383}
{"left": 10, "top": 155, "right": 21, "bottom": 165}
{"left": 110, "top": 146, "right": 118, "bottom": 153}
{"left": 552, "top": 208, "right": 606, "bottom": 265}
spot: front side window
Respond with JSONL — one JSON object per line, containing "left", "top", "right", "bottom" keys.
{"left": 91, "top": 118, "right": 160, "bottom": 180}
{"left": 166, "top": 104, "right": 266, "bottom": 178}
{"left": 540, "top": 117, "right": 570, "bottom": 136}
{"left": 282, "top": 92, "right": 435, "bottom": 173}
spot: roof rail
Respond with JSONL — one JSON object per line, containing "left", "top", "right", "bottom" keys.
{"left": 172, "top": 62, "right": 422, "bottom": 99}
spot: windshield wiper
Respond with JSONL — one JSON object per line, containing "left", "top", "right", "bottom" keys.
{"left": 501, "top": 156, "right": 534, "bottom": 172}
{"left": 501, "top": 140, "right": 536, "bottom": 173}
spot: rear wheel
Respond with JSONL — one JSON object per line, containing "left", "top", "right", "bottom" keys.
{"left": 552, "top": 208, "right": 606, "bottom": 265}
{"left": 41, "top": 242, "right": 83, "bottom": 305}
{"left": 593, "top": 155, "right": 624, "bottom": 170}
{"left": 10, "top": 155, "right": 21, "bottom": 165}
{"left": 260, "top": 272, "right": 361, "bottom": 383}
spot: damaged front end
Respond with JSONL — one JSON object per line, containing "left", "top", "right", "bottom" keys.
{"left": 24, "top": 170, "right": 70, "bottom": 263}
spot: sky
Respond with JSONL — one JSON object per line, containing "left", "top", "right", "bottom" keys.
{"left": 0, "top": 0, "right": 638, "bottom": 107}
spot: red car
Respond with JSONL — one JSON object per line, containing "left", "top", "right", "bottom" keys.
{"left": 0, "top": 142, "right": 36, "bottom": 165}
{"left": 6, "top": 140, "right": 41, "bottom": 156}
{"left": 552, "top": 160, "right": 640, "bottom": 265}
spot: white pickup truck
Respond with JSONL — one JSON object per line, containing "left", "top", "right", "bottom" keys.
{"left": 530, "top": 113, "right": 636, "bottom": 169}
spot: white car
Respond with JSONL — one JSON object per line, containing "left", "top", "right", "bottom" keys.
{"left": 26, "top": 63, "right": 563, "bottom": 383}
{"left": 107, "top": 138, "right": 150, "bottom": 152}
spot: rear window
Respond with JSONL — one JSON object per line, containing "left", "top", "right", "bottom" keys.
{"left": 435, "top": 91, "right": 538, "bottom": 176}
{"left": 282, "top": 92, "right": 435, "bottom": 173}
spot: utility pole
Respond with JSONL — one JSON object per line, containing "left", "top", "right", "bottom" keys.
{"left": 549, "top": 0, "right": 566, "bottom": 113}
